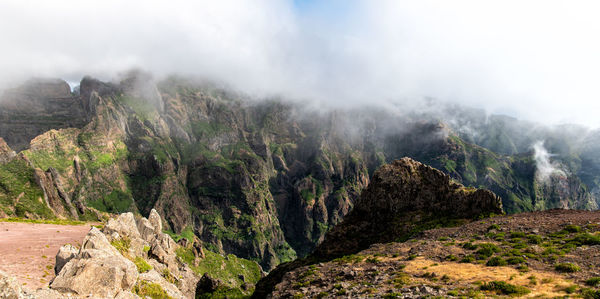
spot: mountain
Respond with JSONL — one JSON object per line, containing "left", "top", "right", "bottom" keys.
{"left": 0, "top": 73, "right": 599, "bottom": 272}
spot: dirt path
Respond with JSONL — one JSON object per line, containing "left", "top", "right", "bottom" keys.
{"left": 0, "top": 222, "right": 92, "bottom": 290}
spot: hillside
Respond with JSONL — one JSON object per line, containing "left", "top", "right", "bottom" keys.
{"left": 0, "top": 73, "right": 599, "bottom": 272}
{"left": 254, "top": 159, "right": 600, "bottom": 298}
{"left": 266, "top": 209, "right": 600, "bottom": 298}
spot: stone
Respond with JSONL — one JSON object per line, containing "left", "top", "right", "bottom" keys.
{"left": 148, "top": 209, "right": 162, "bottom": 234}
{"left": 54, "top": 244, "right": 78, "bottom": 275}
{"left": 0, "top": 270, "right": 23, "bottom": 299}
{"left": 136, "top": 217, "right": 156, "bottom": 243}
{"left": 80, "top": 227, "right": 121, "bottom": 256}
{"left": 104, "top": 212, "right": 142, "bottom": 240}
{"left": 50, "top": 254, "right": 138, "bottom": 297}
{"left": 195, "top": 274, "right": 222, "bottom": 295}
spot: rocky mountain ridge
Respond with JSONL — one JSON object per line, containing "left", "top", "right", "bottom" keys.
{"left": 0, "top": 74, "right": 599, "bottom": 272}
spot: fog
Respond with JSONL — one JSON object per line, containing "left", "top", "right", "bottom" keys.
{"left": 1, "top": 1, "right": 600, "bottom": 127}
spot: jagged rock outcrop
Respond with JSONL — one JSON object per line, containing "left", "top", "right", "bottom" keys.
{"left": 50, "top": 227, "right": 139, "bottom": 297}
{"left": 253, "top": 158, "right": 503, "bottom": 298}
{"left": 313, "top": 157, "right": 503, "bottom": 259}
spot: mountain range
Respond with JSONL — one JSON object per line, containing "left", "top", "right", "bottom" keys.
{"left": 1, "top": 72, "right": 600, "bottom": 274}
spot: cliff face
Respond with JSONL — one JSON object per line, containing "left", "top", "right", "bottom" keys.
{"left": 0, "top": 78, "right": 88, "bottom": 151}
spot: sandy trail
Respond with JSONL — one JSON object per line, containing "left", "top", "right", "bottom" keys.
{"left": 0, "top": 222, "right": 92, "bottom": 290}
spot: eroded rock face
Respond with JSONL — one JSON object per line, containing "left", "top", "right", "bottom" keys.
{"left": 312, "top": 157, "right": 503, "bottom": 260}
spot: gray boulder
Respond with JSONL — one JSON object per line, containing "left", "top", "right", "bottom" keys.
{"left": 54, "top": 244, "right": 78, "bottom": 275}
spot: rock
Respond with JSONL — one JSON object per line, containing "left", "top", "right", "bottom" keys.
{"left": 54, "top": 244, "right": 78, "bottom": 275}
{"left": 313, "top": 157, "right": 503, "bottom": 259}
{"left": 0, "top": 270, "right": 23, "bottom": 299}
{"left": 0, "top": 138, "right": 16, "bottom": 164}
{"left": 80, "top": 227, "right": 121, "bottom": 256}
{"left": 50, "top": 253, "right": 138, "bottom": 297}
{"left": 50, "top": 227, "right": 139, "bottom": 297}
{"left": 104, "top": 212, "right": 142, "bottom": 240}
{"left": 195, "top": 274, "right": 222, "bottom": 295}
{"left": 148, "top": 209, "right": 162, "bottom": 234}
{"left": 136, "top": 217, "right": 156, "bottom": 243}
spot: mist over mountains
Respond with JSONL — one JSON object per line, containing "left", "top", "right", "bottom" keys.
{"left": 2, "top": 1, "right": 600, "bottom": 127}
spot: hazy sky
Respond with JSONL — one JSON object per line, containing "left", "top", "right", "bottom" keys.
{"left": 1, "top": 1, "right": 600, "bottom": 127}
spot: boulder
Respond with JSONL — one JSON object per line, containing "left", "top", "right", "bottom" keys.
{"left": 104, "top": 212, "right": 142, "bottom": 240}
{"left": 50, "top": 227, "right": 139, "bottom": 297}
{"left": 136, "top": 217, "right": 156, "bottom": 243}
{"left": 195, "top": 274, "right": 222, "bottom": 296}
{"left": 50, "top": 254, "right": 138, "bottom": 297}
{"left": 54, "top": 244, "right": 78, "bottom": 275}
{"left": 80, "top": 227, "right": 121, "bottom": 256}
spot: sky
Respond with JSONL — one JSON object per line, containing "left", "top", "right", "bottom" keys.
{"left": 1, "top": 0, "right": 600, "bottom": 127}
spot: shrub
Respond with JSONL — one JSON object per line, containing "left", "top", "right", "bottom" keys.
{"left": 110, "top": 237, "right": 131, "bottom": 254}
{"left": 563, "top": 285, "right": 578, "bottom": 294}
{"left": 133, "top": 257, "right": 152, "bottom": 273}
{"left": 564, "top": 225, "right": 582, "bottom": 233}
{"left": 462, "top": 242, "right": 478, "bottom": 250}
{"left": 487, "top": 224, "right": 501, "bottom": 231}
{"left": 510, "top": 232, "right": 526, "bottom": 238}
{"left": 480, "top": 281, "right": 531, "bottom": 296}
{"left": 486, "top": 257, "right": 507, "bottom": 267}
{"left": 460, "top": 255, "right": 475, "bottom": 263}
{"left": 446, "top": 254, "right": 458, "bottom": 261}
{"left": 527, "top": 234, "right": 542, "bottom": 244}
{"left": 586, "top": 277, "right": 600, "bottom": 287}
{"left": 583, "top": 289, "right": 600, "bottom": 299}
{"left": 555, "top": 263, "right": 580, "bottom": 273}
{"left": 133, "top": 281, "right": 169, "bottom": 299}
{"left": 476, "top": 243, "right": 501, "bottom": 259}
{"left": 506, "top": 256, "right": 526, "bottom": 265}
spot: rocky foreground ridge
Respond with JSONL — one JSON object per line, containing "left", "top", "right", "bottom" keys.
{"left": 253, "top": 157, "right": 504, "bottom": 298}
{"left": 0, "top": 210, "right": 262, "bottom": 298}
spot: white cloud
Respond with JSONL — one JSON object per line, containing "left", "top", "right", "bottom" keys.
{"left": 1, "top": 0, "right": 600, "bottom": 127}
{"left": 533, "top": 141, "right": 566, "bottom": 182}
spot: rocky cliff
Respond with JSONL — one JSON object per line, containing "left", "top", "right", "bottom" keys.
{"left": 0, "top": 79, "right": 88, "bottom": 151}
{"left": 252, "top": 158, "right": 503, "bottom": 298}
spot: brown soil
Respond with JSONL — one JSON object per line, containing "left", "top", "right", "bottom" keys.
{"left": 0, "top": 222, "right": 92, "bottom": 290}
